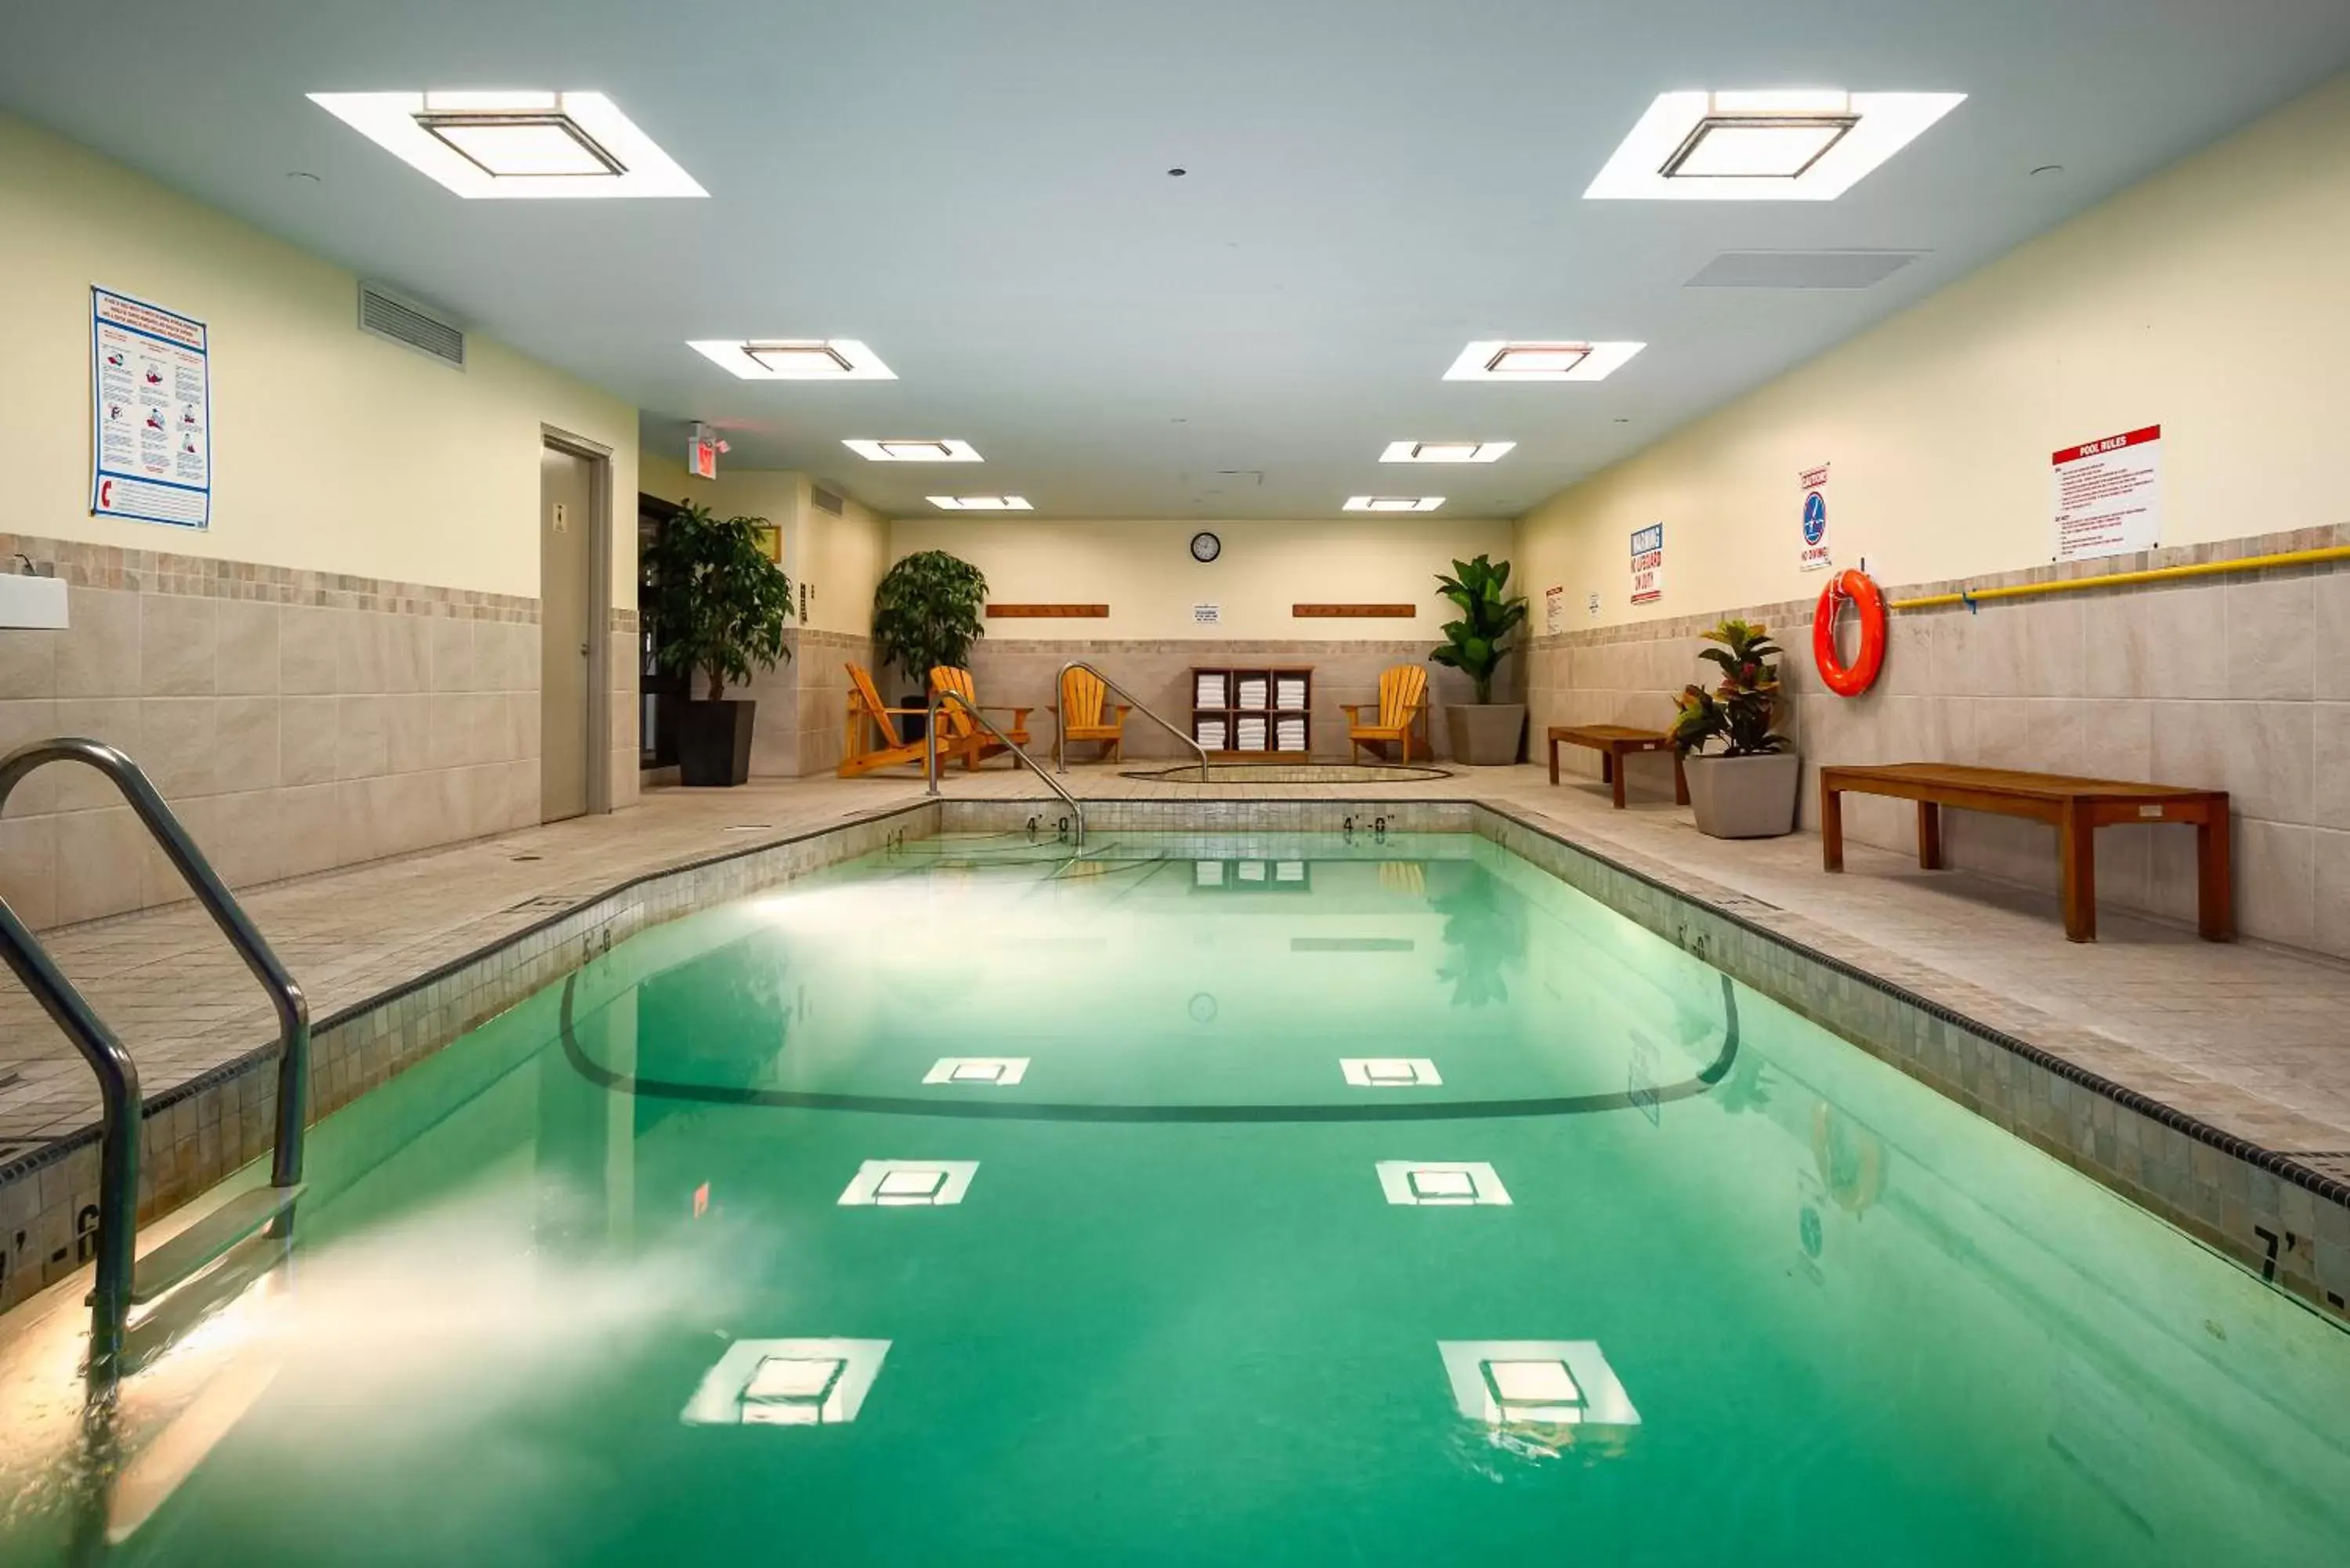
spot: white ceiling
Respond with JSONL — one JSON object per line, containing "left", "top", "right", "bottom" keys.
{"left": 5, "top": 1, "right": 2347, "bottom": 521}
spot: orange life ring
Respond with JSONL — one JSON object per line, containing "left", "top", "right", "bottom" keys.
{"left": 1813, "top": 569, "right": 1887, "bottom": 698}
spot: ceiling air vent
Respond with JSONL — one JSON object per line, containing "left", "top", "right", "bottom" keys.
{"left": 358, "top": 282, "right": 466, "bottom": 368}
{"left": 811, "top": 486, "right": 845, "bottom": 516}
{"left": 1684, "top": 251, "right": 1924, "bottom": 290}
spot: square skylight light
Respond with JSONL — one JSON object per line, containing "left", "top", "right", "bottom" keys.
{"left": 1444, "top": 341, "right": 1646, "bottom": 381}
{"left": 681, "top": 1338, "right": 891, "bottom": 1428}
{"left": 688, "top": 339, "right": 895, "bottom": 381}
{"left": 923, "top": 1057, "right": 1032, "bottom": 1085}
{"left": 1342, "top": 1057, "right": 1442, "bottom": 1086}
{"left": 1377, "top": 1161, "right": 1513, "bottom": 1207}
{"left": 838, "top": 1158, "right": 979, "bottom": 1205}
{"left": 421, "top": 112, "right": 621, "bottom": 177}
{"left": 1585, "top": 90, "right": 1965, "bottom": 201}
{"left": 1344, "top": 496, "right": 1445, "bottom": 512}
{"left": 308, "top": 91, "right": 706, "bottom": 199}
{"left": 1380, "top": 440, "right": 1515, "bottom": 464}
{"left": 844, "top": 439, "right": 983, "bottom": 462}
{"left": 1437, "top": 1340, "right": 1642, "bottom": 1430}
{"left": 927, "top": 496, "right": 1032, "bottom": 511}
{"left": 1664, "top": 115, "right": 1853, "bottom": 179}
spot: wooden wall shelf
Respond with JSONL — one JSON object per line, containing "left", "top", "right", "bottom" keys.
{"left": 1193, "top": 665, "right": 1312, "bottom": 757}
{"left": 985, "top": 604, "right": 1109, "bottom": 619}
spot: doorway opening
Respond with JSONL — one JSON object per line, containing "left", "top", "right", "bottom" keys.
{"left": 540, "top": 430, "right": 613, "bottom": 822}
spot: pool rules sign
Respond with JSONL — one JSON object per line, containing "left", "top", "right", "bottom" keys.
{"left": 2052, "top": 425, "right": 2160, "bottom": 562}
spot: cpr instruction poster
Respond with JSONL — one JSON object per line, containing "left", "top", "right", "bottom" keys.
{"left": 1629, "top": 522, "right": 1665, "bottom": 605}
{"left": 91, "top": 286, "right": 212, "bottom": 529}
{"left": 1543, "top": 584, "right": 1564, "bottom": 634}
{"left": 2052, "top": 425, "right": 2160, "bottom": 562}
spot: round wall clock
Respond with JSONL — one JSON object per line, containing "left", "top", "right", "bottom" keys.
{"left": 1190, "top": 530, "right": 1221, "bottom": 563}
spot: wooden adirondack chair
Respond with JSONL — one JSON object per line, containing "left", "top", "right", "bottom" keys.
{"left": 1342, "top": 665, "right": 1431, "bottom": 764}
{"left": 839, "top": 663, "right": 936, "bottom": 777}
{"left": 929, "top": 666, "right": 1033, "bottom": 771}
{"left": 1050, "top": 666, "right": 1133, "bottom": 762}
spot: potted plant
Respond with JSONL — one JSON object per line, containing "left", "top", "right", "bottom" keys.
{"left": 642, "top": 498, "right": 793, "bottom": 786}
{"left": 1430, "top": 554, "right": 1529, "bottom": 765}
{"left": 1670, "top": 618, "right": 1799, "bottom": 838}
{"left": 871, "top": 549, "right": 989, "bottom": 739}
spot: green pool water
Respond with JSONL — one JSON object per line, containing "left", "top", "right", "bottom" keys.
{"left": 8, "top": 831, "right": 2348, "bottom": 1566}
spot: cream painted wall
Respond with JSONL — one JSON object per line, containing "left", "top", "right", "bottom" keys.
{"left": 1516, "top": 72, "right": 2350, "bottom": 626}
{"left": 0, "top": 110, "right": 637, "bottom": 600}
{"left": 885, "top": 516, "right": 1515, "bottom": 639}
{"left": 634, "top": 459, "right": 887, "bottom": 637}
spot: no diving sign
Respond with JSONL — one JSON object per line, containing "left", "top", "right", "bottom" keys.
{"left": 1797, "top": 463, "right": 1831, "bottom": 572}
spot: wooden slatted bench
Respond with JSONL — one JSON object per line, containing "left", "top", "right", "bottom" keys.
{"left": 1547, "top": 724, "right": 1688, "bottom": 810}
{"left": 1818, "top": 763, "right": 2232, "bottom": 944}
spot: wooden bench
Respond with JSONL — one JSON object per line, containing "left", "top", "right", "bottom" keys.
{"left": 1548, "top": 724, "right": 1688, "bottom": 810}
{"left": 1818, "top": 763, "right": 2232, "bottom": 944}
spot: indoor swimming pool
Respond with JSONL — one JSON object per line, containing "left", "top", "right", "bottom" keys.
{"left": 3, "top": 832, "right": 2345, "bottom": 1565}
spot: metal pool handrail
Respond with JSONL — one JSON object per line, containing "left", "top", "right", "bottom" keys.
{"left": 1052, "top": 659, "right": 1211, "bottom": 782}
{"left": 925, "top": 688, "right": 1086, "bottom": 847}
{"left": 0, "top": 737, "right": 310, "bottom": 1389}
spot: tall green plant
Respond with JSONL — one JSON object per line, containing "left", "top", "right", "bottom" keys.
{"left": 642, "top": 499, "right": 793, "bottom": 701}
{"left": 1429, "top": 554, "right": 1529, "bottom": 704}
{"left": 872, "top": 550, "right": 989, "bottom": 690}
{"left": 1670, "top": 618, "right": 1789, "bottom": 757}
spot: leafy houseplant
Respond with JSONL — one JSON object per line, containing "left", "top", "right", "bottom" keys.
{"left": 1430, "top": 554, "right": 1531, "bottom": 765}
{"left": 642, "top": 498, "right": 794, "bottom": 786}
{"left": 1670, "top": 618, "right": 1800, "bottom": 838}
{"left": 871, "top": 550, "right": 989, "bottom": 737}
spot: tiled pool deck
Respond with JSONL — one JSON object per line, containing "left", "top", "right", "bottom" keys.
{"left": 4, "top": 759, "right": 2348, "bottom": 1314}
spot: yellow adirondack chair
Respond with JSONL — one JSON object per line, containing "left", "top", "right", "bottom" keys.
{"left": 840, "top": 663, "right": 938, "bottom": 777}
{"left": 929, "top": 666, "right": 1033, "bottom": 771}
{"left": 1050, "top": 666, "right": 1133, "bottom": 762}
{"left": 1342, "top": 665, "right": 1430, "bottom": 764}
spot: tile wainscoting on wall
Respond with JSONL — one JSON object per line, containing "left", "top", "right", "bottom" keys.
{"left": 728, "top": 627, "right": 875, "bottom": 778}
{"left": 1527, "top": 525, "right": 2350, "bottom": 956}
{"left": 0, "top": 533, "right": 636, "bottom": 931}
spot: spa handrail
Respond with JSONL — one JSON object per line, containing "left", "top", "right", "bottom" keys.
{"left": 1052, "top": 660, "right": 1211, "bottom": 782}
{"left": 925, "top": 688, "right": 1086, "bottom": 847}
{"left": 0, "top": 737, "right": 309, "bottom": 1388}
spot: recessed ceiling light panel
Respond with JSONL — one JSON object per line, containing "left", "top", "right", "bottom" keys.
{"left": 927, "top": 496, "right": 1032, "bottom": 511}
{"left": 1381, "top": 440, "right": 1515, "bottom": 464}
{"left": 688, "top": 340, "right": 895, "bottom": 381}
{"left": 1585, "top": 90, "right": 1965, "bottom": 201}
{"left": 1344, "top": 496, "right": 1446, "bottom": 512}
{"left": 1444, "top": 341, "right": 1645, "bottom": 382}
{"left": 844, "top": 439, "right": 982, "bottom": 463}
{"left": 307, "top": 91, "right": 706, "bottom": 199}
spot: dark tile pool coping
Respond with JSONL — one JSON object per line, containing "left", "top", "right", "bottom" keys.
{"left": 4, "top": 793, "right": 2344, "bottom": 1326}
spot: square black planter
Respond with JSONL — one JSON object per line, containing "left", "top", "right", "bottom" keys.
{"left": 676, "top": 699, "right": 757, "bottom": 786}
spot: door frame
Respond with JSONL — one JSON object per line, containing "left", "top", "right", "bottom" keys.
{"left": 541, "top": 425, "right": 615, "bottom": 816}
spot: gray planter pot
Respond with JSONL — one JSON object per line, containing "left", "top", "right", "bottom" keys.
{"left": 1683, "top": 751, "right": 1802, "bottom": 838}
{"left": 1444, "top": 703, "right": 1526, "bottom": 766}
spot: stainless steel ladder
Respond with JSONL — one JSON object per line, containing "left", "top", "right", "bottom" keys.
{"left": 1051, "top": 659, "right": 1212, "bottom": 782}
{"left": 924, "top": 688, "right": 1086, "bottom": 847}
{"left": 0, "top": 739, "right": 309, "bottom": 1390}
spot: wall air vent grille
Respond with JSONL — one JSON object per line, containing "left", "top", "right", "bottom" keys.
{"left": 811, "top": 486, "right": 845, "bottom": 515}
{"left": 1684, "top": 251, "right": 1924, "bottom": 290}
{"left": 358, "top": 283, "right": 466, "bottom": 367}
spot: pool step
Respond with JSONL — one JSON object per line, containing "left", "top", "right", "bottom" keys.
{"left": 89, "top": 1185, "right": 302, "bottom": 1307}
